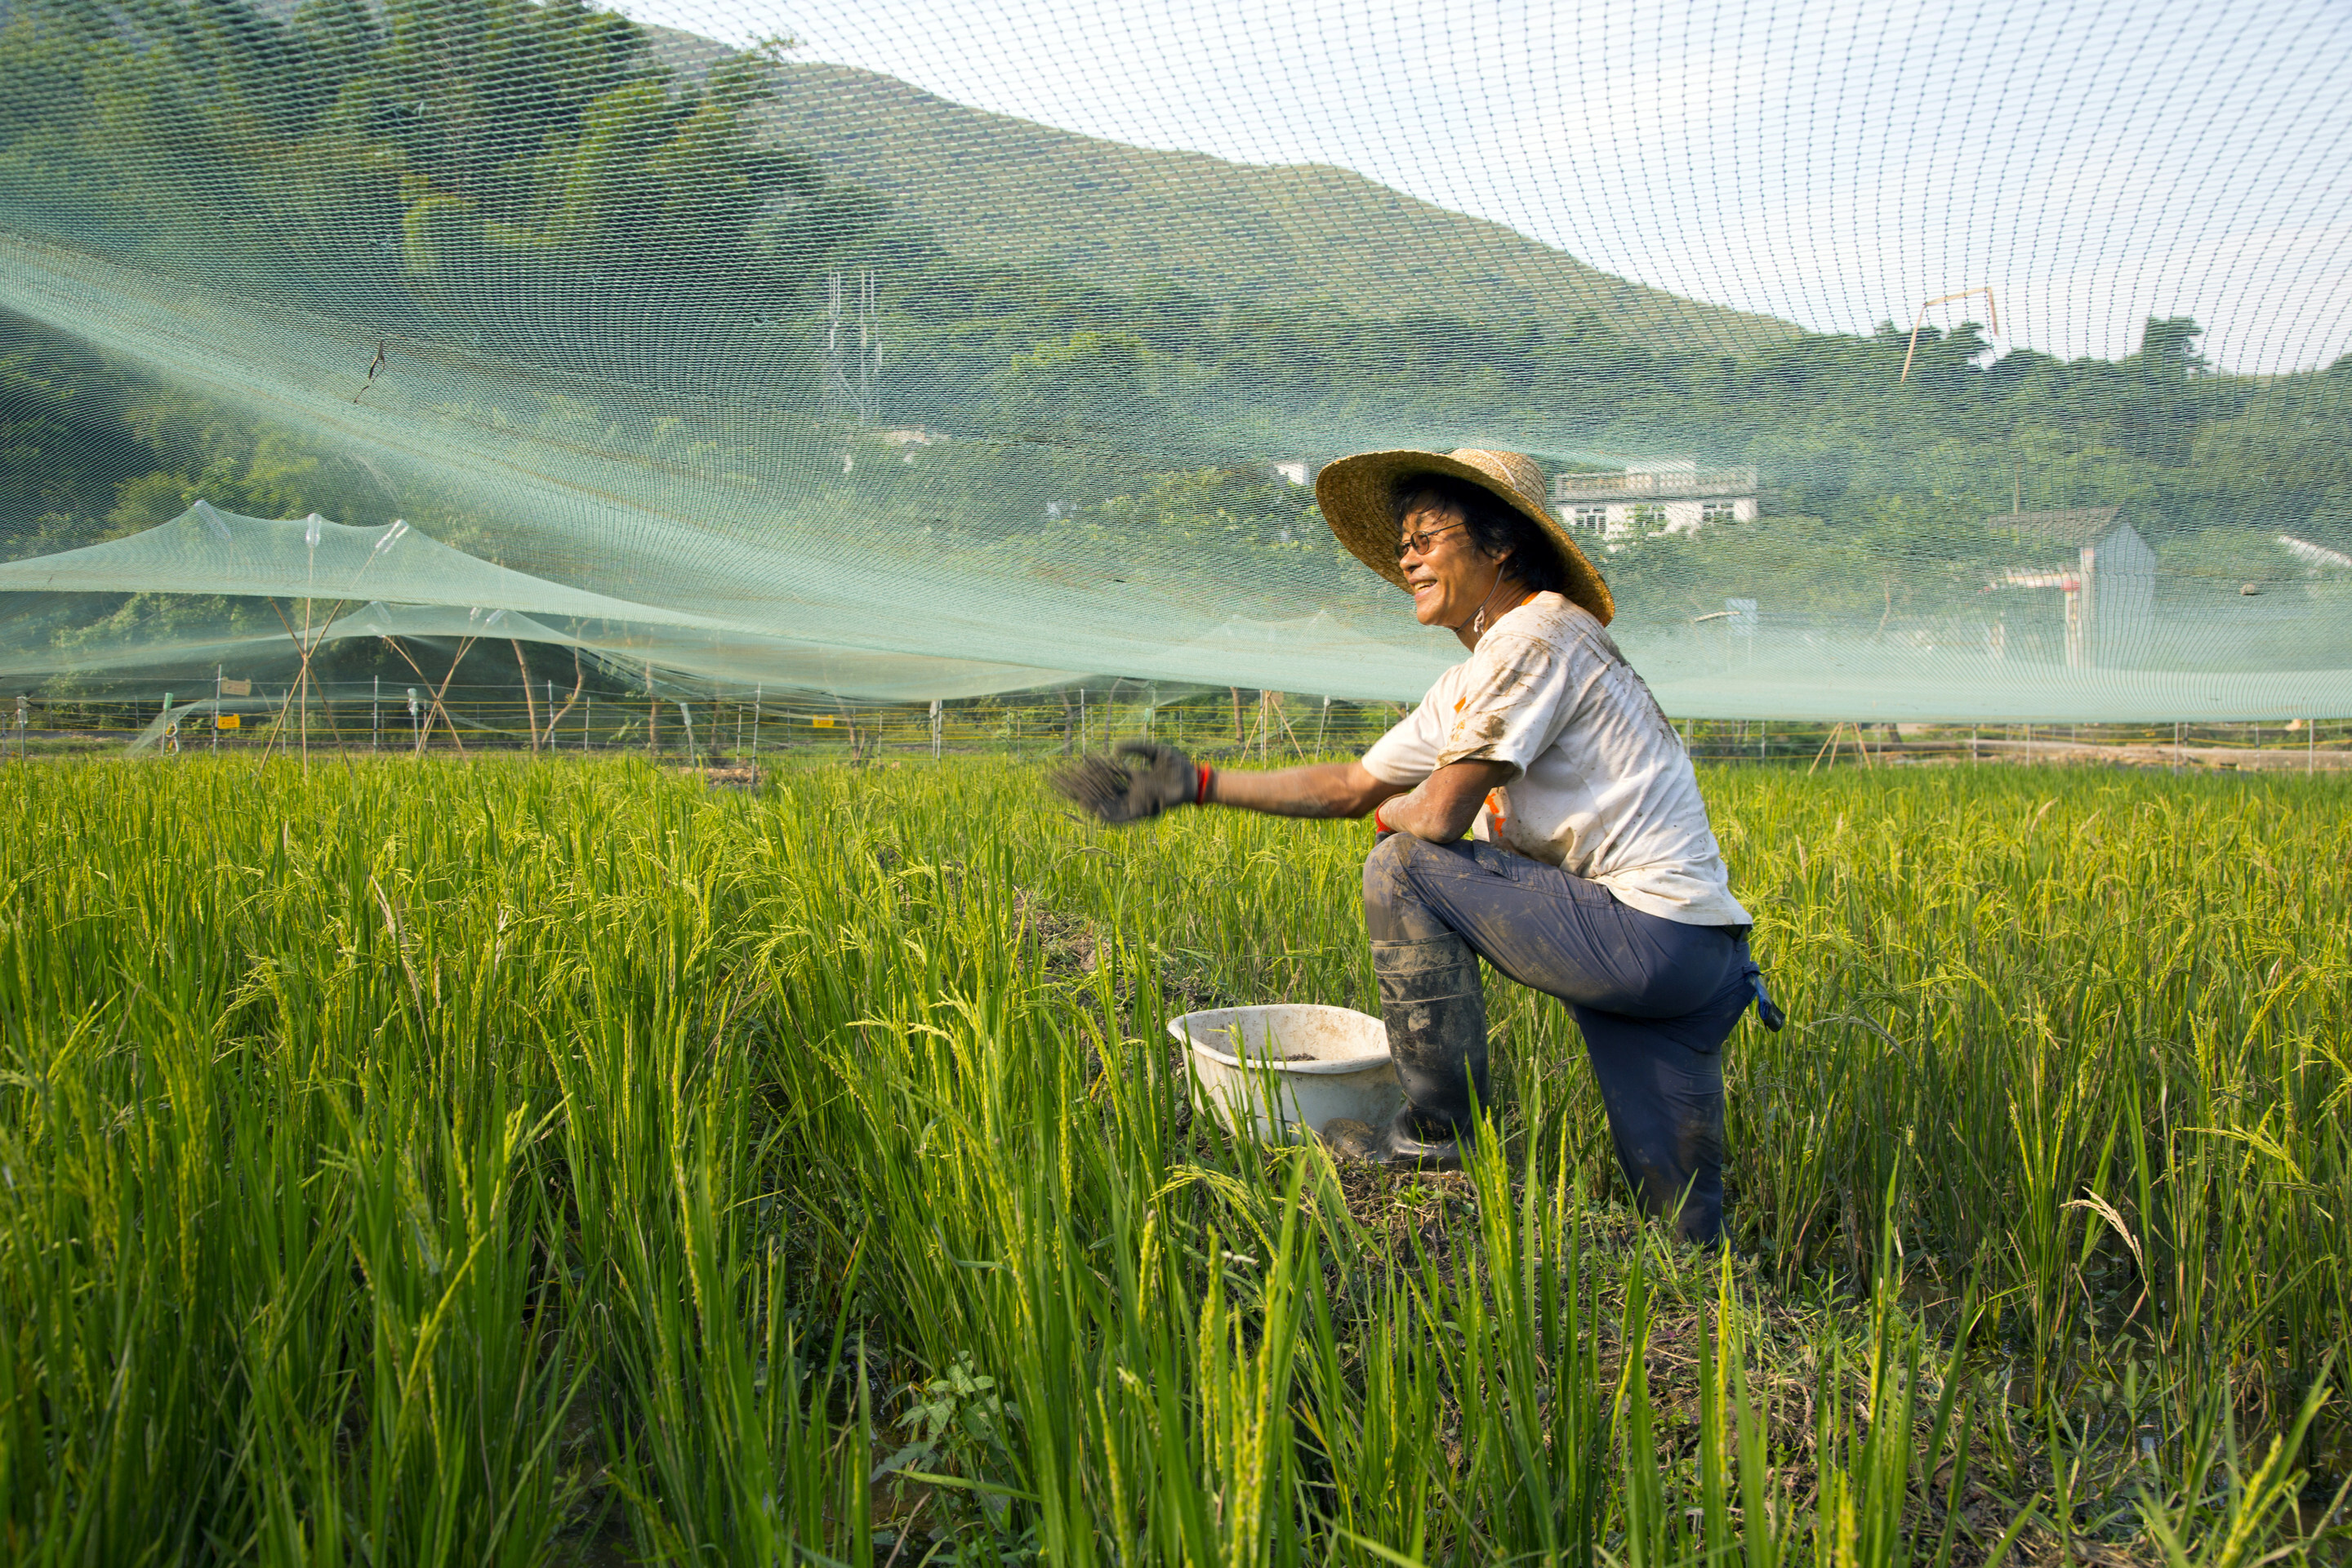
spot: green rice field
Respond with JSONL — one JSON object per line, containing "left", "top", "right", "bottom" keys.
{"left": 1, "top": 757, "right": 2345, "bottom": 1565}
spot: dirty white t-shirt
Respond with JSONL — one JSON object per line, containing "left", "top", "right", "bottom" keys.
{"left": 1360, "top": 592, "right": 1751, "bottom": 928}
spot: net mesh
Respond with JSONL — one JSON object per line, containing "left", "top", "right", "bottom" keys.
{"left": 2, "top": 0, "right": 2348, "bottom": 719}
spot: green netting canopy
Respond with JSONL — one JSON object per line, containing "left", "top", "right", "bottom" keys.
{"left": 0, "top": 502, "right": 1089, "bottom": 698}
{"left": 2, "top": 0, "right": 2349, "bottom": 718}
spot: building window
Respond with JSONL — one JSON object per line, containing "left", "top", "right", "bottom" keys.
{"left": 1700, "top": 500, "right": 1737, "bottom": 526}
{"left": 1572, "top": 506, "right": 1606, "bottom": 531}
{"left": 1630, "top": 503, "right": 1667, "bottom": 534}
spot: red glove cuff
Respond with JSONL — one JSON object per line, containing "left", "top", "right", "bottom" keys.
{"left": 1196, "top": 763, "right": 1214, "bottom": 806}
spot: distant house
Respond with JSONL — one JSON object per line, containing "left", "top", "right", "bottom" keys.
{"left": 1550, "top": 458, "right": 1762, "bottom": 546}
{"left": 1271, "top": 460, "right": 1313, "bottom": 487}
{"left": 1988, "top": 506, "right": 2155, "bottom": 668}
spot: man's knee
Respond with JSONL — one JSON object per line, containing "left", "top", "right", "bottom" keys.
{"left": 1362, "top": 831, "right": 1417, "bottom": 914}
{"left": 1364, "top": 832, "right": 1459, "bottom": 942}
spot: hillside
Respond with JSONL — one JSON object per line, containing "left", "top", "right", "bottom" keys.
{"left": 647, "top": 33, "right": 1799, "bottom": 355}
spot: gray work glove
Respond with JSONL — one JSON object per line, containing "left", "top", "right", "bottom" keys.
{"left": 1051, "top": 740, "right": 1206, "bottom": 825}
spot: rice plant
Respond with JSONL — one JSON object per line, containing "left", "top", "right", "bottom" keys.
{"left": 0, "top": 755, "right": 2342, "bottom": 1565}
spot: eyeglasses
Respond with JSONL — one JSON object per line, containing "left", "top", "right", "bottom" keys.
{"left": 1394, "top": 523, "right": 1466, "bottom": 560}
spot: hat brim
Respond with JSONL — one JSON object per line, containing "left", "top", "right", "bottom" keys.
{"left": 1315, "top": 449, "right": 1616, "bottom": 626}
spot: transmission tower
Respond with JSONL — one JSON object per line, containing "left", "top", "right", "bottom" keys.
{"left": 825, "top": 268, "right": 880, "bottom": 425}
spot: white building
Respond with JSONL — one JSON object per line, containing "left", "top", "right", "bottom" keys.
{"left": 1550, "top": 458, "right": 1762, "bottom": 545}
{"left": 1989, "top": 506, "right": 2155, "bottom": 668}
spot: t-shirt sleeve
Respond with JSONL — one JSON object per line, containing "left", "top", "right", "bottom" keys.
{"left": 1359, "top": 675, "right": 1454, "bottom": 785}
{"left": 1432, "top": 630, "right": 1574, "bottom": 777}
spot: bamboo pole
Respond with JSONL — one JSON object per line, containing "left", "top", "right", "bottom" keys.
{"left": 513, "top": 640, "right": 540, "bottom": 752}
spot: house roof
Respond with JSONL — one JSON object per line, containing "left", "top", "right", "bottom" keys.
{"left": 1984, "top": 506, "right": 2124, "bottom": 546}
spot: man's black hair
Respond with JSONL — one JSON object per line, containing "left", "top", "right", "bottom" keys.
{"left": 1390, "top": 474, "right": 1569, "bottom": 595}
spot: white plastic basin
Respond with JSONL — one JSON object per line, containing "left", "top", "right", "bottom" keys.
{"left": 1167, "top": 1004, "right": 1401, "bottom": 1143}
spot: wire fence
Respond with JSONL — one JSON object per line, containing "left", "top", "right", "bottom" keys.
{"left": 7, "top": 687, "right": 2350, "bottom": 773}
{"left": 1672, "top": 716, "right": 2352, "bottom": 772}
{"left": 3, "top": 686, "right": 1414, "bottom": 764}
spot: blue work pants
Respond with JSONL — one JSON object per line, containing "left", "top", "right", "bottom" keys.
{"left": 1362, "top": 833, "right": 1752, "bottom": 1244}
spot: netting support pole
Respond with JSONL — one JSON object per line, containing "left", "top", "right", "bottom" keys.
{"left": 646, "top": 664, "right": 657, "bottom": 756}
{"left": 372, "top": 676, "right": 381, "bottom": 753}
{"left": 752, "top": 686, "right": 762, "bottom": 759}
{"left": 541, "top": 648, "right": 589, "bottom": 748}
{"left": 929, "top": 698, "right": 942, "bottom": 760}
{"left": 380, "top": 634, "right": 469, "bottom": 755}
{"left": 262, "top": 595, "right": 352, "bottom": 764}
{"left": 212, "top": 666, "right": 220, "bottom": 755}
{"left": 514, "top": 640, "right": 541, "bottom": 753}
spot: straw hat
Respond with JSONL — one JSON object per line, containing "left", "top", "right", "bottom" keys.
{"left": 1316, "top": 448, "right": 1615, "bottom": 626}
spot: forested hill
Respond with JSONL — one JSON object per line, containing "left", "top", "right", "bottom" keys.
{"left": 644, "top": 30, "right": 1798, "bottom": 357}
{"left": 3, "top": 0, "right": 2349, "bottom": 633}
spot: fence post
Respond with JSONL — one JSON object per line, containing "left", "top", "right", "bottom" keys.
{"left": 929, "top": 697, "right": 942, "bottom": 760}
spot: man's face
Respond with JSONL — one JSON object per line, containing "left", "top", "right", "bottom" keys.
{"left": 1397, "top": 501, "right": 1502, "bottom": 629}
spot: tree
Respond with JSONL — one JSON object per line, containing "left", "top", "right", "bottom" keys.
{"left": 998, "top": 331, "right": 1165, "bottom": 440}
{"left": 2137, "top": 317, "right": 2207, "bottom": 381}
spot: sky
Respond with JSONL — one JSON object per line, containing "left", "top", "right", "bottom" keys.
{"left": 614, "top": 0, "right": 2352, "bottom": 374}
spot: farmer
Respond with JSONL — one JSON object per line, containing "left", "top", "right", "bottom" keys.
{"left": 1053, "top": 448, "right": 1776, "bottom": 1246}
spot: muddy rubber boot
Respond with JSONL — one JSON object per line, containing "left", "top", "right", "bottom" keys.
{"left": 1369, "top": 933, "right": 1490, "bottom": 1170}
{"left": 1579, "top": 1019, "right": 1726, "bottom": 1246}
